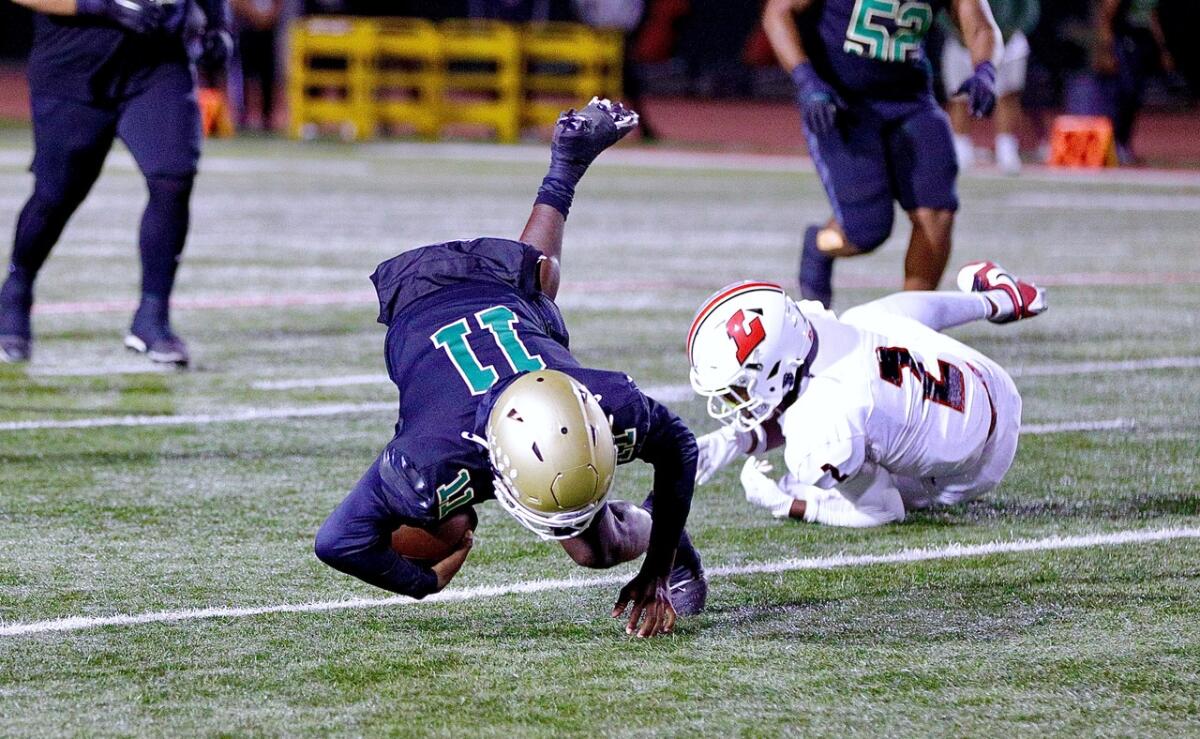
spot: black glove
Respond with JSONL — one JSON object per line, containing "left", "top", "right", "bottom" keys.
{"left": 956, "top": 61, "right": 997, "bottom": 118}
{"left": 199, "top": 28, "right": 234, "bottom": 73}
{"left": 534, "top": 97, "right": 638, "bottom": 218}
{"left": 791, "top": 62, "right": 846, "bottom": 136}
{"left": 76, "top": 0, "right": 164, "bottom": 34}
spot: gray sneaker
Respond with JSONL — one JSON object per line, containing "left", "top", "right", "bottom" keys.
{"left": 0, "top": 334, "right": 30, "bottom": 363}
{"left": 124, "top": 332, "right": 190, "bottom": 367}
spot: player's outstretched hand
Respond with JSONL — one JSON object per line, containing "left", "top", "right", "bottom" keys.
{"left": 741, "top": 457, "right": 795, "bottom": 518}
{"left": 77, "top": 0, "right": 164, "bottom": 35}
{"left": 791, "top": 62, "right": 846, "bottom": 136}
{"left": 612, "top": 571, "right": 676, "bottom": 638}
{"left": 956, "top": 61, "right": 997, "bottom": 118}
{"left": 551, "top": 97, "right": 639, "bottom": 168}
{"left": 200, "top": 28, "right": 235, "bottom": 73}
{"left": 695, "top": 425, "right": 742, "bottom": 485}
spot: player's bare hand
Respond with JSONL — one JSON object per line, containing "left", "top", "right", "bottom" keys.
{"left": 551, "top": 97, "right": 639, "bottom": 167}
{"left": 612, "top": 572, "right": 677, "bottom": 638}
{"left": 431, "top": 530, "right": 474, "bottom": 591}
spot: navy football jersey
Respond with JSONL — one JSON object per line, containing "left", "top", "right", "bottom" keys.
{"left": 370, "top": 239, "right": 677, "bottom": 527}
{"left": 799, "top": 0, "right": 949, "bottom": 99}
{"left": 28, "top": 3, "right": 194, "bottom": 102}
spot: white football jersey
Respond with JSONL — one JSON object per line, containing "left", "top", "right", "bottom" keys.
{"left": 781, "top": 306, "right": 1005, "bottom": 491}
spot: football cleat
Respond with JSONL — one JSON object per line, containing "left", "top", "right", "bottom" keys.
{"left": 551, "top": 97, "right": 639, "bottom": 167}
{"left": 668, "top": 528, "right": 708, "bottom": 616}
{"left": 127, "top": 296, "right": 190, "bottom": 366}
{"left": 124, "top": 331, "right": 190, "bottom": 366}
{"left": 798, "top": 225, "right": 834, "bottom": 308}
{"left": 0, "top": 334, "right": 30, "bottom": 363}
{"left": 956, "top": 260, "right": 1047, "bottom": 324}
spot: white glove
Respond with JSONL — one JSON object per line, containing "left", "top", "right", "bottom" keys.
{"left": 740, "top": 457, "right": 796, "bottom": 518}
{"left": 695, "top": 425, "right": 743, "bottom": 485}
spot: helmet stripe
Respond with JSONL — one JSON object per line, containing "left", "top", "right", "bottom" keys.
{"left": 686, "top": 281, "right": 784, "bottom": 355}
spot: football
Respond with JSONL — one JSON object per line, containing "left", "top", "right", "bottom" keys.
{"left": 390, "top": 508, "right": 477, "bottom": 564}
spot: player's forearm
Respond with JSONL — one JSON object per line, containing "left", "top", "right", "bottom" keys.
{"left": 12, "top": 0, "right": 78, "bottom": 15}
{"left": 956, "top": 0, "right": 1002, "bottom": 66}
{"left": 761, "top": 0, "right": 810, "bottom": 71}
{"left": 318, "top": 540, "right": 441, "bottom": 598}
{"left": 639, "top": 406, "right": 697, "bottom": 577}
{"left": 740, "top": 418, "right": 784, "bottom": 454}
{"left": 519, "top": 205, "right": 564, "bottom": 300}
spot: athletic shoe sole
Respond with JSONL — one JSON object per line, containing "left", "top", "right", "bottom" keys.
{"left": 124, "top": 334, "right": 189, "bottom": 367}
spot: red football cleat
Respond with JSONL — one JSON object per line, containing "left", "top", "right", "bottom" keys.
{"left": 957, "top": 260, "right": 1047, "bottom": 324}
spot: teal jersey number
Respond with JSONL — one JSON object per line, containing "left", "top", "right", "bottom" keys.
{"left": 613, "top": 428, "right": 637, "bottom": 464}
{"left": 844, "top": 0, "right": 934, "bottom": 63}
{"left": 437, "top": 468, "right": 475, "bottom": 518}
{"left": 431, "top": 305, "right": 547, "bottom": 395}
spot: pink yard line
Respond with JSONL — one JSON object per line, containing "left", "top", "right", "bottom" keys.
{"left": 32, "top": 291, "right": 378, "bottom": 316}
{"left": 29, "top": 272, "right": 1200, "bottom": 317}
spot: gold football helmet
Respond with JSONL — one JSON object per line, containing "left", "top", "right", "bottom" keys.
{"left": 486, "top": 370, "right": 616, "bottom": 540}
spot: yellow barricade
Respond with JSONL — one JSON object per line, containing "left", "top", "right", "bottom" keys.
{"left": 522, "top": 23, "right": 623, "bottom": 127}
{"left": 375, "top": 19, "right": 443, "bottom": 139}
{"left": 287, "top": 18, "right": 622, "bottom": 142}
{"left": 438, "top": 20, "right": 522, "bottom": 143}
{"left": 288, "top": 17, "right": 377, "bottom": 141}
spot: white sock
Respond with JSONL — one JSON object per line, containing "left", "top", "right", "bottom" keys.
{"left": 995, "top": 133, "right": 1020, "bottom": 173}
{"left": 854, "top": 292, "right": 992, "bottom": 331}
{"left": 953, "top": 133, "right": 975, "bottom": 170}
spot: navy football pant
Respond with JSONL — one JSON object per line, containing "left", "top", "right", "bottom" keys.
{"left": 5, "top": 61, "right": 200, "bottom": 311}
{"left": 805, "top": 96, "right": 959, "bottom": 251}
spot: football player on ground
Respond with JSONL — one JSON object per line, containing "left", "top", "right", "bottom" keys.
{"left": 687, "top": 263, "right": 1045, "bottom": 527}
{"left": 761, "top": 0, "right": 1003, "bottom": 307}
{"left": 315, "top": 99, "right": 706, "bottom": 638}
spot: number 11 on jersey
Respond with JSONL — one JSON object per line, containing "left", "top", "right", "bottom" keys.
{"left": 432, "top": 305, "right": 547, "bottom": 395}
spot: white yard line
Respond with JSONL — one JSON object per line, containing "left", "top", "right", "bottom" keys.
{"left": 1, "top": 526, "right": 1196, "bottom": 638}
{"left": 0, "top": 402, "right": 393, "bottom": 432}
{"left": 1023, "top": 419, "right": 1135, "bottom": 434}
{"left": 252, "top": 374, "right": 391, "bottom": 390}
{"left": 1004, "top": 192, "right": 1200, "bottom": 212}
{"left": 5, "top": 142, "right": 1200, "bottom": 186}
{"left": 1011, "top": 356, "right": 1200, "bottom": 377}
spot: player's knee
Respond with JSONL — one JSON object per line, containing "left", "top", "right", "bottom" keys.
{"left": 145, "top": 174, "right": 195, "bottom": 206}
{"left": 841, "top": 212, "right": 894, "bottom": 253}
{"left": 28, "top": 177, "right": 88, "bottom": 218}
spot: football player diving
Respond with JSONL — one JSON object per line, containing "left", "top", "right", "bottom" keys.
{"left": 687, "top": 262, "right": 1046, "bottom": 527}
{"left": 315, "top": 99, "right": 706, "bottom": 638}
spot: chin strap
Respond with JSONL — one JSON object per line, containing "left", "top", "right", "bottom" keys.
{"left": 460, "top": 431, "right": 488, "bottom": 449}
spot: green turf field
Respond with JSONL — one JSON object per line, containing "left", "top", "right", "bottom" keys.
{"left": 1, "top": 129, "right": 1198, "bottom": 736}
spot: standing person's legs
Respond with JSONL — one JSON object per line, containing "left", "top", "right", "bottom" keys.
{"left": 116, "top": 61, "right": 202, "bottom": 364}
{"left": 0, "top": 96, "right": 117, "bottom": 361}
{"left": 256, "top": 29, "right": 279, "bottom": 129}
{"left": 799, "top": 106, "right": 896, "bottom": 308}
{"left": 886, "top": 100, "right": 959, "bottom": 291}
{"left": 940, "top": 35, "right": 975, "bottom": 169}
{"left": 994, "top": 32, "right": 1030, "bottom": 174}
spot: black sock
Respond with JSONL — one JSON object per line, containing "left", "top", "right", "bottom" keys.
{"left": 138, "top": 175, "right": 193, "bottom": 300}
